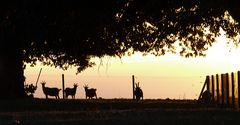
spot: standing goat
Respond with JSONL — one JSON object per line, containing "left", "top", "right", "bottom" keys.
{"left": 83, "top": 84, "right": 97, "bottom": 99}
{"left": 41, "top": 81, "right": 61, "bottom": 99}
{"left": 64, "top": 83, "right": 78, "bottom": 99}
{"left": 134, "top": 82, "right": 143, "bottom": 101}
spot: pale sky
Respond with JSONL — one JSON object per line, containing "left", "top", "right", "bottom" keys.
{"left": 24, "top": 31, "right": 240, "bottom": 100}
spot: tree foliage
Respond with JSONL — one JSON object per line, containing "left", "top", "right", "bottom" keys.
{"left": 116, "top": 0, "right": 240, "bottom": 57}
{"left": 1, "top": 0, "right": 240, "bottom": 74}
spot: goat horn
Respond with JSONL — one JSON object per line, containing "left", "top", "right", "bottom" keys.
{"left": 41, "top": 81, "right": 46, "bottom": 84}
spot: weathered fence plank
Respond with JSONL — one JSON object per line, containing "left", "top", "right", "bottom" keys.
{"left": 201, "top": 71, "right": 240, "bottom": 109}
{"left": 211, "top": 75, "right": 215, "bottom": 102}
{"left": 231, "top": 72, "right": 235, "bottom": 108}
{"left": 226, "top": 73, "right": 230, "bottom": 107}
{"left": 216, "top": 74, "right": 220, "bottom": 105}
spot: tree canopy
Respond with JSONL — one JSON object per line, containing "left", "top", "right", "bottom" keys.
{"left": 2, "top": 0, "right": 240, "bottom": 74}
{"left": 115, "top": 0, "right": 240, "bottom": 56}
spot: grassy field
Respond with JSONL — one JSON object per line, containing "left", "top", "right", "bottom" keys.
{"left": 0, "top": 98, "right": 240, "bottom": 125}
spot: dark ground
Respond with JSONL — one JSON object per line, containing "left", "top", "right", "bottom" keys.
{"left": 0, "top": 98, "right": 240, "bottom": 125}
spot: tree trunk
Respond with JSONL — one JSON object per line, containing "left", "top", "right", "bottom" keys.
{"left": 0, "top": 21, "right": 26, "bottom": 99}
{"left": 0, "top": 1, "right": 34, "bottom": 99}
{"left": 0, "top": 47, "right": 26, "bottom": 99}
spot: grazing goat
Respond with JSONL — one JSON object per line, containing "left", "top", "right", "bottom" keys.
{"left": 83, "top": 85, "right": 97, "bottom": 99}
{"left": 134, "top": 82, "right": 143, "bottom": 101}
{"left": 64, "top": 83, "right": 78, "bottom": 99}
{"left": 41, "top": 81, "right": 61, "bottom": 99}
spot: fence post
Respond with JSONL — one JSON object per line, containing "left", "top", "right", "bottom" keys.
{"left": 216, "top": 74, "right": 219, "bottom": 105}
{"left": 198, "top": 76, "right": 208, "bottom": 101}
{"left": 132, "top": 75, "right": 135, "bottom": 100}
{"left": 62, "top": 74, "right": 65, "bottom": 99}
{"left": 226, "top": 73, "right": 230, "bottom": 107}
{"left": 211, "top": 75, "right": 215, "bottom": 102}
{"left": 35, "top": 68, "right": 42, "bottom": 87}
{"left": 231, "top": 72, "right": 235, "bottom": 108}
{"left": 206, "top": 76, "right": 210, "bottom": 91}
{"left": 221, "top": 74, "right": 225, "bottom": 106}
{"left": 238, "top": 71, "right": 240, "bottom": 108}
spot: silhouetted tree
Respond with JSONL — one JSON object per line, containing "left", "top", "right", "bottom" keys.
{"left": 115, "top": 0, "right": 240, "bottom": 57}
{"left": 0, "top": 0, "right": 240, "bottom": 99}
{"left": 0, "top": 0, "right": 122, "bottom": 99}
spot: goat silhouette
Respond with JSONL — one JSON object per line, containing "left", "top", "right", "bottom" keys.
{"left": 41, "top": 81, "right": 61, "bottom": 99}
{"left": 83, "top": 84, "right": 97, "bottom": 99}
{"left": 64, "top": 83, "right": 78, "bottom": 99}
{"left": 134, "top": 82, "right": 143, "bottom": 101}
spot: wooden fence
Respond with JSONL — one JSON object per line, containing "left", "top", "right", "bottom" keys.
{"left": 199, "top": 71, "right": 240, "bottom": 108}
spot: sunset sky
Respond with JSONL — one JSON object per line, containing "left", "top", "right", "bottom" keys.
{"left": 24, "top": 30, "right": 240, "bottom": 100}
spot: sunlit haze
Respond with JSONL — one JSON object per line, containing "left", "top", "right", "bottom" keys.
{"left": 24, "top": 32, "right": 240, "bottom": 100}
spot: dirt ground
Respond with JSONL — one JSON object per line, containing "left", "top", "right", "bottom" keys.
{"left": 0, "top": 98, "right": 239, "bottom": 125}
